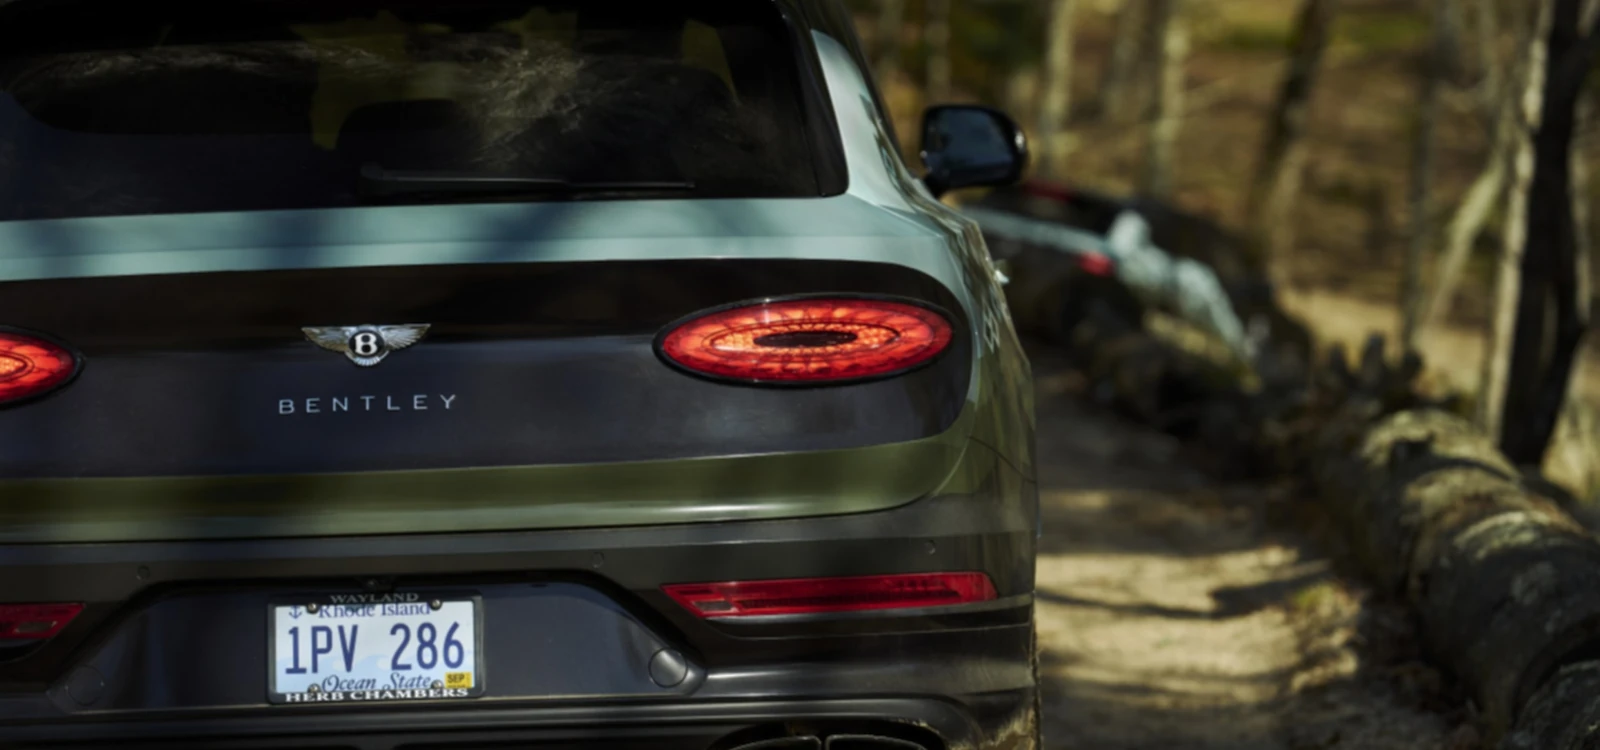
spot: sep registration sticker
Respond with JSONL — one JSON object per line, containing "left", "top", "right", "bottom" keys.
{"left": 268, "top": 594, "right": 484, "bottom": 704}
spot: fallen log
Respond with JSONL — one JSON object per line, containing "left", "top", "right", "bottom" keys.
{"left": 1501, "top": 660, "right": 1600, "bottom": 749}
{"left": 1063, "top": 316, "right": 1600, "bottom": 745}
{"left": 1309, "top": 406, "right": 1600, "bottom": 744}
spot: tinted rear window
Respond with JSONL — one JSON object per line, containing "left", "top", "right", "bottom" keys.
{"left": 0, "top": 0, "right": 828, "bottom": 221}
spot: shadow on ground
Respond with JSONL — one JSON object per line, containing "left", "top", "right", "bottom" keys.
{"left": 1026, "top": 344, "right": 1469, "bottom": 750}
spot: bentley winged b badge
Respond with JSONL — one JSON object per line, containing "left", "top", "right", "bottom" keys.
{"left": 302, "top": 324, "right": 431, "bottom": 367}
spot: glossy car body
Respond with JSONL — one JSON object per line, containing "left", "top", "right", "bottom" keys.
{"left": 0, "top": 0, "right": 1038, "bottom": 747}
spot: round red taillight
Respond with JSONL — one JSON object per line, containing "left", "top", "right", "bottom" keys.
{"left": 0, "top": 330, "right": 81, "bottom": 406}
{"left": 656, "top": 297, "right": 955, "bottom": 385}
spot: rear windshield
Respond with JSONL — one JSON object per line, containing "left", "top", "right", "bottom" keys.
{"left": 0, "top": 0, "right": 828, "bottom": 221}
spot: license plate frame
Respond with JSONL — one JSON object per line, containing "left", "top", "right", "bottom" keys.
{"left": 266, "top": 592, "right": 486, "bottom": 705}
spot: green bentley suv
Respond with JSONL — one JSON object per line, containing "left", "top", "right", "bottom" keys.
{"left": 0, "top": 0, "right": 1039, "bottom": 747}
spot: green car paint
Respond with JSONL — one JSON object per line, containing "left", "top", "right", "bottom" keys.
{"left": 0, "top": 411, "right": 1025, "bottom": 544}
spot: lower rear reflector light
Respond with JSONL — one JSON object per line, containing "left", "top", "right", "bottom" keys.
{"left": 0, "top": 329, "right": 81, "bottom": 406}
{"left": 656, "top": 297, "right": 954, "bottom": 385}
{"left": 662, "top": 573, "right": 997, "bottom": 618}
{"left": 0, "top": 603, "right": 84, "bottom": 639}
{"left": 1077, "top": 253, "right": 1115, "bottom": 277}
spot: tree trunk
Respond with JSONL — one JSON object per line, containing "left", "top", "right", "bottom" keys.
{"left": 926, "top": 0, "right": 953, "bottom": 103}
{"left": 1246, "top": 0, "right": 1339, "bottom": 267}
{"left": 1439, "top": 0, "right": 1468, "bottom": 80}
{"left": 1577, "top": 94, "right": 1596, "bottom": 321}
{"left": 1139, "top": 0, "right": 1186, "bottom": 198}
{"left": 1472, "top": 0, "right": 1503, "bottom": 125}
{"left": 1420, "top": 100, "right": 1511, "bottom": 335}
{"left": 1500, "top": 0, "right": 1599, "bottom": 465}
{"left": 1479, "top": 0, "right": 1551, "bottom": 440}
{"left": 1401, "top": 0, "right": 1450, "bottom": 353}
{"left": 874, "top": 0, "right": 906, "bottom": 90}
{"left": 1036, "top": 0, "right": 1078, "bottom": 176}
{"left": 1422, "top": 0, "right": 1545, "bottom": 336}
{"left": 1095, "top": 0, "right": 1147, "bottom": 122}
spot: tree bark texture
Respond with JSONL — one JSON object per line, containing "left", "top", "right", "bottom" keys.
{"left": 1139, "top": 0, "right": 1184, "bottom": 197}
{"left": 1037, "top": 0, "right": 1078, "bottom": 176}
{"left": 1503, "top": 661, "right": 1600, "bottom": 749}
{"left": 1247, "top": 0, "right": 1338, "bottom": 264}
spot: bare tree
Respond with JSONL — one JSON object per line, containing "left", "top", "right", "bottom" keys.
{"left": 1472, "top": 130, "right": 1536, "bottom": 438}
{"left": 1478, "top": 52, "right": 1543, "bottom": 439}
{"left": 1422, "top": 0, "right": 1540, "bottom": 336}
{"left": 875, "top": 0, "right": 906, "bottom": 89}
{"left": 1574, "top": 93, "right": 1595, "bottom": 327}
{"left": 1582, "top": 3, "right": 1600, "bottom": 325}
{"left": 926, "top": 0, "right": 953, "bottom": 102}
{"left": 1472, "top": 0, "right": 1504, "bottom": 118}
{"left": 1439, "top": 0, "right": 1468, "bottom": 79}
{"left": 1095, "top": 0, "right": 1147, "bottom": 122}
{"left": 1246, "top": 0, "right": 1339, "bottom": 267}
{"left": 1036, "top": 0, "right": 1078, "bottom": 176}
{"left": 1499, "top": 0, "right": 1600, "bottom": 463}
{"left": 1421, "top": 101, "right": 1512, "bottom": 333}
{"left": 1400, "top": 0, "right": 1452, "bottom": 352}
{"left": 1139, "top": 0, "right": 1187, "bottom": 197}
{"left": 1481, "top": 0, "right": 1551, "bottom": 439}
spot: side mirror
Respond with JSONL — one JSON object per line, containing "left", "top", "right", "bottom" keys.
{"left": 919, "top": 105, "right": 1028, "bottom": 198}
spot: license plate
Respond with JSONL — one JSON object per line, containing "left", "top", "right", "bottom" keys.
{"left": 268, "top": 594, "right": 483, "bottom": 704}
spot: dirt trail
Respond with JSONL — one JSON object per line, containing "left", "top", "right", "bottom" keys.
{"left": 1028, "top": 351, "right": 1472, "bottom": 750}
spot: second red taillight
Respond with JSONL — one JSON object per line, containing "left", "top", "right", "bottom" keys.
{"left": 0, "top": 603, "right": 84, "bottom": 640}
{"left": 0, "top": 329, "right": 80, "bottom": 406}
{"left": 655, "top": 297, "right": 954, "bottom": 385}
{"left": 663, "top": 573, "right": 997, "bottom": 618}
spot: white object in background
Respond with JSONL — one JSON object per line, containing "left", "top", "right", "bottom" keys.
{"left": 1104, "top": 211, "right": 1255, "bottom": 363}
{"left": 966, "top": 205, "right": 1257, "bottom": 363}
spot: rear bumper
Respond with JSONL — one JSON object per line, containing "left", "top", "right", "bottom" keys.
{"left": 0, "top": 691, "right": 1037, "bottom": 749}
{"left": 0, "top": 454, "right": 1039, "bottom": 749}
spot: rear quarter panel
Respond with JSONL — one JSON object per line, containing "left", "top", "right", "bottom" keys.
{"left": 810, "top": 30, "right": 1034, "bottom": 481}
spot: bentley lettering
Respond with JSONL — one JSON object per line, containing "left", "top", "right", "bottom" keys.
{"left": 277, "top": 395, "right": 457, "bottom": 415}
